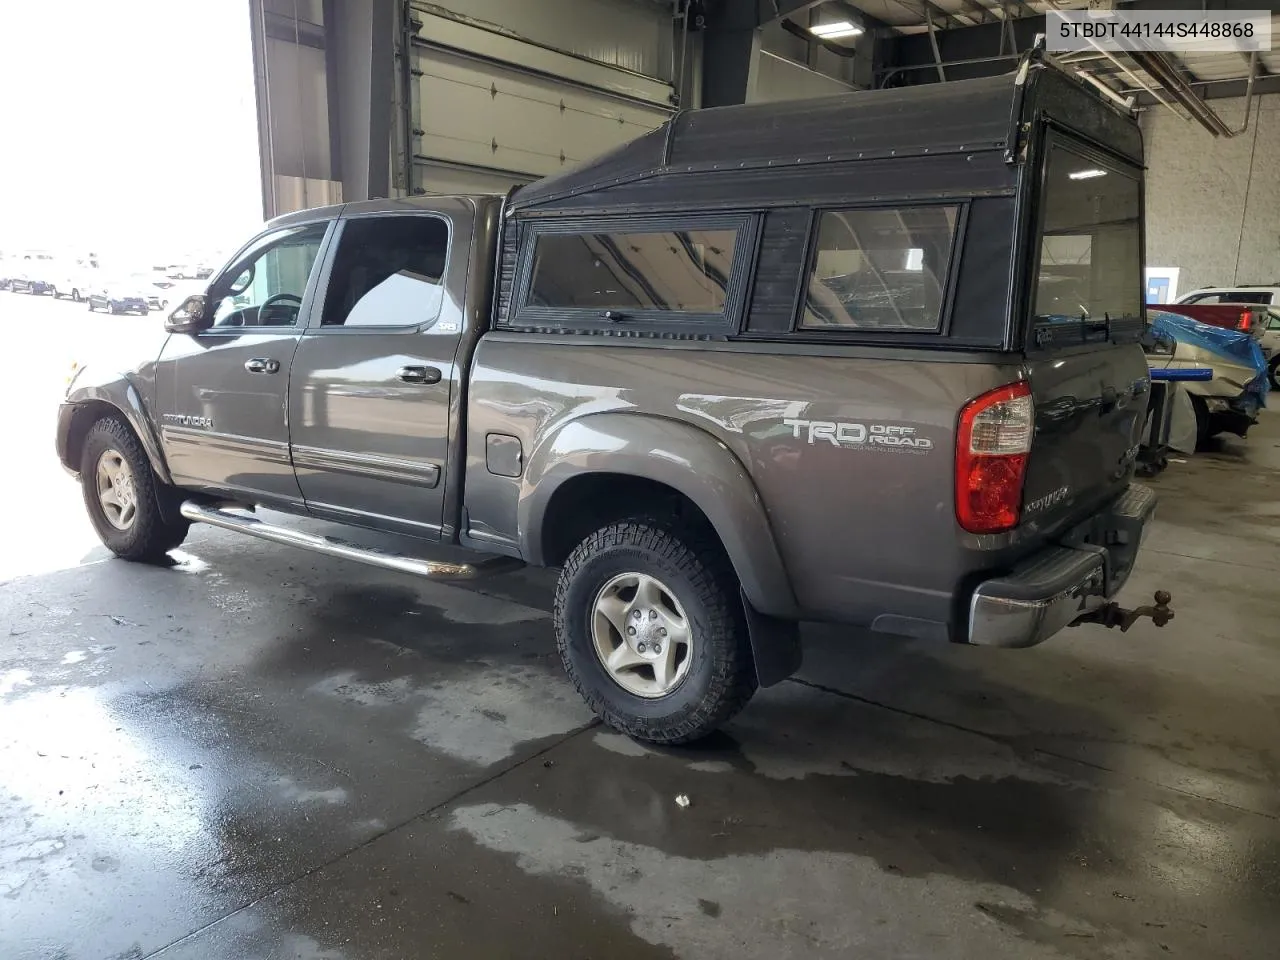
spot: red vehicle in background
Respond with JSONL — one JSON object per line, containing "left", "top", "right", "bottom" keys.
{"left": 1149, "top": 302, "right": 1269, "bottom": 339}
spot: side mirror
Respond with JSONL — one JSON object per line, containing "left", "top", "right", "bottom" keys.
{"left": 165, "top": 294, "right": 211, "bottom": 334}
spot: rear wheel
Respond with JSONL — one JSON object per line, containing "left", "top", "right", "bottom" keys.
{"left": 80, "top": 416, "right": 189, "bottom": 561}
{"left": 1270, "top": 357, "right": 1280, "bottom": 390}
{"left": 554, "top": 516, "right": 756, "bottom": 745}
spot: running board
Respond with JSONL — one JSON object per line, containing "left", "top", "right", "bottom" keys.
{"left": 179, "top": 501, "right": 524, "bottom": 580}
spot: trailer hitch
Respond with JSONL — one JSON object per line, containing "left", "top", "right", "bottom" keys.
{"left": 1070, "top": 591, "right": 1173, "bottom": 632}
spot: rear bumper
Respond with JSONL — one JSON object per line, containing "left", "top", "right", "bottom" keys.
{"left": 967, "top": 483, "right": 1155, "bottom": 648}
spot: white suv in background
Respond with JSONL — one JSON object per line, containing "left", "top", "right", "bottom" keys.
{"left": 1177, "top": 286, "right": 1280, "bottom": 387}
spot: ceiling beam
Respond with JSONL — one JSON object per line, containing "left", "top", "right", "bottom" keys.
{"left": 1126, "top": 71, "right": 1280, "bottom": 104}
{"left": 890, "top": 0, "right": 969, "bottom": 31}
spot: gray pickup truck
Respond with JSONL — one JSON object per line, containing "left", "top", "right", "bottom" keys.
{"left": 57, "top": 52, "right": 1172, "bottom": 743}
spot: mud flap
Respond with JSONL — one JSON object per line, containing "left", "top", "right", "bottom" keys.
{"left": 1166, "top": 387, "right": 1198, "bottom": 455}
{"left": 740, "top": 589, "right": 802, "bottom": 687}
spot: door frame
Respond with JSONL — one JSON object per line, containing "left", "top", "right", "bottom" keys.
{"left": 159, "top": 217, "right": 339, "bottom": 507}
{"left": 286, "top": 199, "right": 474, "bottom": 539}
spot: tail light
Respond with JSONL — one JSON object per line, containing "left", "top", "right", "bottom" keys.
{"left": 955, "top": 381, "right": 1034, "bottom": 534}
{"left": 1239, "top": 310, "right": 1251, "bottom": 332}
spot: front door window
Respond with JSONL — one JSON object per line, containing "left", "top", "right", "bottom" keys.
{"left": 210, "top": 223, "right": 327, "bottom": 328}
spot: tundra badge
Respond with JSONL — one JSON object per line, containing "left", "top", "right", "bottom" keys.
{"left": 162, "top": 414, "right": 214, "bottom": 429}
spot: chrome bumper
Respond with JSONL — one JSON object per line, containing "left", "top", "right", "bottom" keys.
{"left": 968, "top": 483, "right": 1156, "bottom": 648}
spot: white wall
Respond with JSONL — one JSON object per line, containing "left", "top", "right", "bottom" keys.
{"left": 1143, "top": 93, "right": 1280, "bottom": 293}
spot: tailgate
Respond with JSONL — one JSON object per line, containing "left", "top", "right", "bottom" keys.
{"left": 1021, "top": 342, "right": 1149, "bottom": 532}
{"left": 1021, "top": 136, "right": 1148, "bottom": 534}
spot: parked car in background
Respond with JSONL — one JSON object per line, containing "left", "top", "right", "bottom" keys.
{"left": 1179, "top": 285, "right": 1280, "bottom": 309}
{"left": 1148, "top": 309, "right": 1269, "bottom": 444}
{"left": 49, "top": 264, "right": 94, "bottom": 302}
{"left": 1260, "top": 311, "right": 1280, "bottom": 387}
{"left": 11, "top": 274, "right": 54, "bottom": 295}
{"left": 86, "top": 276, "right": 151, "bottom": 315}
{"left": 147, "top": 276, "right": 180, "bottom": 311}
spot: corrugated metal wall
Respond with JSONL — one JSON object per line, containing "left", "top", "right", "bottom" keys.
{"left": 442, "top": 0, "right": 676, "bottom": 79}
{"left": 1143, "top": 94, "right": 1280, "bottom": 292}
{"left": 407, "top": 0, "right": 677, "bottom": 196}
{"left": 251, "top": 0, "right": 866, "bottom": 215}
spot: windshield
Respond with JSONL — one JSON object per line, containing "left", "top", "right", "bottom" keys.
{"left": 1033, "top": 143, "right": 1141, "bottom": 326}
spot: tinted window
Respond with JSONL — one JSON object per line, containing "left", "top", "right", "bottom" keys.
{"left": 528, "top": 228, "right": 736, "bottom": 315}
{"left": 1033, "top": 146, "right": 1141, "bottom": 325}
{"left": 801, "top": 206, "right": 958, "bottom": 332}
{"left": 322, "top": 216, "right": 449, "bottom": 327}
{"left": 211, "top": 223, "right": 327, "bottom": 328}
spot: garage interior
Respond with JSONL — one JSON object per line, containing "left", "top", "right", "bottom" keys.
{"left": 3, "top": 1, "right": 1280, "bottom": 958}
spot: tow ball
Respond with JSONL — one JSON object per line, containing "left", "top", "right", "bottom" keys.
{"left": 1070, "top": 591, "right": 1174, "bottom": 632}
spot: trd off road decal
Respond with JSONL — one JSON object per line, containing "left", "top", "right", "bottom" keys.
{"left": 783, "top": 418, "right": 934, "bottom": 452}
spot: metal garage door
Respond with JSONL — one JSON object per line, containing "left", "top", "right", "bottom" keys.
{"left": 407, "top": 5, "right": 676, "bottom": 196}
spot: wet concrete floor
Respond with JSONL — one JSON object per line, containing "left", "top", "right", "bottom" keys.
{"left": 3, "top": 300, "right": 1280, "bottom": 959}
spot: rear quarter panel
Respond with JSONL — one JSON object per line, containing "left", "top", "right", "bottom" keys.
{"left": 465, "top": 334, "right": 1026, "bottom": 632}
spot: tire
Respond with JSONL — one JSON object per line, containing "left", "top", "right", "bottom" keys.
{"left": 1270, "top": 358, "right": 1280, "bottom": 391}
{"left": 107, "top": 301, "right": 118, "bottom": 315}
{"left": 1190, "top": 394, "right": 1211, "bottom": 449}
{"left": 72, "top": 288, "right": 81, "bottom": 302}
{"left": 50, "top": 286, "right": 60, "bottom": 299}
{"left": 87, "top": 298, "right": 96, "bottom": 311}
{"left": 79, "top": 416, "right": 189, "bottom": 562}
{"left": 555, "top": 516, "right": 756, "bottom": 745}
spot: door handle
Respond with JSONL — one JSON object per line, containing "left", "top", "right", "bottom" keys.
{"left": 244, "top": 358, "right": 281, "bottom": 374}
{"left": 397, "top": 365, "right": 442, "bottom": 385}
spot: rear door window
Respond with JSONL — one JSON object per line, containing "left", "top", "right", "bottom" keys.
{"left": 320, "top": 216, "right": 449, "bottom": 328}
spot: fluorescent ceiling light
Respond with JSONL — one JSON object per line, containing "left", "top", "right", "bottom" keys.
{"left": 1069, "top": 168, "right": 1107, "bottom": 180}
{"left": 810, "top": 20, "right": 863, "bottom": 39}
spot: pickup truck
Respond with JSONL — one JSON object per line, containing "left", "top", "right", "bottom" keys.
{"left": 56, "top": 51, "right": 1172, "bottom": 744}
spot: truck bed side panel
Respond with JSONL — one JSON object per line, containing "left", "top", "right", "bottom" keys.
{"left": 466, "top": 334, "right": 1028, "bottom": 633}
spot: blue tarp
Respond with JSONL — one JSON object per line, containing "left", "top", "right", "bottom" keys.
{"left": 1147, "top": 309, "right": 1269, "bottom": 405}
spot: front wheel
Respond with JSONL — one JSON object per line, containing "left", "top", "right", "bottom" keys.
{"left": 554, "top": 517, "right": 756, "bottom": 745}
{"left": 1270, "top": 358, "right": 1280, "bottom": 390}
{"left": 80, "top": 416, "right": 189, "bottom": 561}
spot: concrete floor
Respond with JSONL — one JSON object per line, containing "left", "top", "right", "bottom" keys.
{"left": 2, "top": 295, "right": 1279, "bottom": 959}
